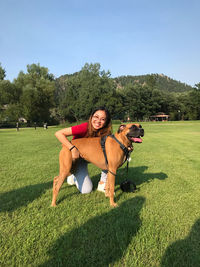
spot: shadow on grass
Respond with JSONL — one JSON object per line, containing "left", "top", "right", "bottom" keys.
{"left": 0, "top": 181, "right": 52, "bottom": 212}
{"left": 161, "top": 218, "right": 200, "bottom": 266}
{"left": 0, "top": 166, "right": 167, "bottom": 212}
{"left": 40, "top": 196, "right": 145, "bottom": 267}
{"left": 91, "top": 165, "right": 168, "bottom": 190}
{"left": 121, "top": 165, "right": 168, "bottom": 186}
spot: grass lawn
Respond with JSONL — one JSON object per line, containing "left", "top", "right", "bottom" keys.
{"left": 0, "top": 121, "right": 200, "bottom": 267}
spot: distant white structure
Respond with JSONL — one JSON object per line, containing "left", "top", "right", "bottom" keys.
{"left": 18, "top": 117, "right": 27, "bottom": 123}
{"left": 150, "top": 113, "right": 169, "bottom": 121}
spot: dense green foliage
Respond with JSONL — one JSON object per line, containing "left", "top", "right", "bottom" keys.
{"left": 0, "top": 62, "right": 200, "bottom": 125}
{"left": 0, "top": 63, "right": 55, "bottom": 125}
{"left": 0, "top": 122, "right": 200, "bottom": 266}
{"left": 0, "top": 63, "right": 6, "bottom": 80}
{"left": 56, "top": 63, "right": 124, "bottom": 122}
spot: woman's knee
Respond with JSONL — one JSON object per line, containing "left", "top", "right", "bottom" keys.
{"left": 80, "top": 183, "right": 93, "bottom": 194}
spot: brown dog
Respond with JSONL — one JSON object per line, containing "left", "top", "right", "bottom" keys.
{"left": 51, "top": 123, "right": 144, "bottom": 207}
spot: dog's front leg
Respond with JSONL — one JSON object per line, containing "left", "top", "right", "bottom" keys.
{"left": 107, "top": 170, "right": 118, "bottom": 208}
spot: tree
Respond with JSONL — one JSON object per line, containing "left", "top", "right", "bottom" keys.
{"left": 195, "top": 83, "right": 200, "bottom": 90}
{"left": 0, "top": 63, "right": 6, "bottom": 80}
{"left": 26, "top": 64, "right": 54, "bottom": 81}
{"left": 0, "top": 80, "right": 22, "bottom": 105}
{"left": 146, "top": 74, "right": 157, "bottom": 89}
{"left": 0, "top": 80, "right": 23, "bottom": 123}
{"left": 123, "top": 83, "right": 143, "bottom": 121}
{"left": 3, "top": 103, "right": 22, "bottom": 122}
{"left": 59, "top": 75, "right": 82, "bottom": 122}
{"left": 186, "top": 89, "right": 200, "bottom": 119}
{"left": 14, "top": 64, "right": 56, "bottom": 123}
{"left": 59, "top": 63, "right": 121, "bottom": 122}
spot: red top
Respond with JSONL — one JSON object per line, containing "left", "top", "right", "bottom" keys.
{"left": 71, "top": 122, "right": 88, "bottom": 139}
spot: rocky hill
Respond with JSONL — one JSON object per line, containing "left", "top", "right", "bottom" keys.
{"left": 114, "top": 74, "right": 193, "bottom": 93}
{"left": 57, "top": 72, "right": 194, "bottom": 93}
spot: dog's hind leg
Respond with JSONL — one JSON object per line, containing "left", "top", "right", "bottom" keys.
{"left": 51, "top": 172, "right": 69, "bottom": 206}
{"left": 51, "top": 147, "right": 72, "bottom": 207}
{"left": 51, "top": 175, "right": 60, "bottom": 206}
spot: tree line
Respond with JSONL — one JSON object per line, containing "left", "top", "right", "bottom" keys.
{"left": 0, "top": 62, "right": 200, "bottom": 127}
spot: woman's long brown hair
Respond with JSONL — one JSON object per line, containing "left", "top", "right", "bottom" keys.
{"left": 86, "top": 107, "right": 112, "bottom": 137}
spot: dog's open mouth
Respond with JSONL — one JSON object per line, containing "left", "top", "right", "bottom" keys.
{"left": 131, "top": 137, "right": 142, "bottom": 143}
{"left": 128, "top": 136, "right": 143, "bottom": 143}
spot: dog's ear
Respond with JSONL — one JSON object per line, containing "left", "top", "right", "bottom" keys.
{"left": 118, "top": 124, "right": 126, "bottom": 133}
{"left": 133, "top": 123, "right": 141, "bottom": 128}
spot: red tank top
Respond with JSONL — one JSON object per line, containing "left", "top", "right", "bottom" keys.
{"left": 71, "top": 122, "right": 88, "bottom": 139}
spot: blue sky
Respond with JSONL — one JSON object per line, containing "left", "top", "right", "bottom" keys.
{"left": 0, "top": 0, "right": 199, "bottom": 86}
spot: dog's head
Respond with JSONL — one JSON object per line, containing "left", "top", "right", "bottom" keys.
{"left": 117, "top": 123, "right": 144, "bottom": 143}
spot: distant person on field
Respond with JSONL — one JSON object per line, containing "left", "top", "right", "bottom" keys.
{"left": 44, "top": 123, "right": 48, "bottom": 130}
{"left": 16, "top": 122, "right": 19, "bottom": 131}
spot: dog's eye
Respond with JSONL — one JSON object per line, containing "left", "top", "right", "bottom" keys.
{"left": 131, "top": 125, "right": 137, "bottom": 130}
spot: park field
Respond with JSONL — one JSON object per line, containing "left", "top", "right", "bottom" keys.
{"left": 0, "top": 121, "right": 200, "bottom": 266}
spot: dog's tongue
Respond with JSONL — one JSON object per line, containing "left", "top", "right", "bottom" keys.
{"left": 132, "top": 137, "right": 142, "bottom": 143}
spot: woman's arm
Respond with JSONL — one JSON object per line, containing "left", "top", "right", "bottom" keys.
{"left": 55, "top": 127, "right": 79, "bottom": 159}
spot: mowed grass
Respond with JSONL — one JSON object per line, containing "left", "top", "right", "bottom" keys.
{"left": 0, "top": 121, "right": 200, "bottom": 267}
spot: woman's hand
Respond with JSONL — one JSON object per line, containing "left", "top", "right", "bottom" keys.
{"left": 71, "top": 147, "right": 80, "bottom": 160}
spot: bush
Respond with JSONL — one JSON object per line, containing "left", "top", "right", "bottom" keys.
{"left": 0, "top": 121, "right": 16, "bottom": 128}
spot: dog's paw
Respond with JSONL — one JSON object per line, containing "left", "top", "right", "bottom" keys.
{"left": 110, "top": 202, "right": 119, "bottom": 208}
{"left": 105, "top": 191, "right": 110, "bottom": 198}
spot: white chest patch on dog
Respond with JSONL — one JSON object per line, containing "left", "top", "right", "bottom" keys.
{"left": 127, "top": 156, "right": 132, "bottom": 162}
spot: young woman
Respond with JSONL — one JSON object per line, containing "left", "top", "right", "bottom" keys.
{"left": 55, "top": 107, "right": 112, "bottom": 194}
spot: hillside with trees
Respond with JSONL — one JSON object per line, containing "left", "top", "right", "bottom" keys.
{"left": 0, "top": 62, "right": 200, "bottom": 127}
{"left": 114, "top": 74, "right": 193, "bottom": 93}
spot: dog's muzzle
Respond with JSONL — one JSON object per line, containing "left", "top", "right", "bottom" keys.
{"left": 140, "top": 128, "right": 144, "bottom": 136}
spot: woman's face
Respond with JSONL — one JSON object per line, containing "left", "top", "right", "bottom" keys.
{"left": 91, "top": 110, "right": 107, "bottom": 130}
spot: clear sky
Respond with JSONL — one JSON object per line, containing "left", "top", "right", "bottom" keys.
{"left": 0, "top": 0, "right": 199, "bottom": 86}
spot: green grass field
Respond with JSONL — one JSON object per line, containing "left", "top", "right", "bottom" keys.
{"left": 0, "top": 121, "right": 200, "bottom": 267}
